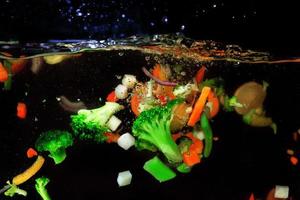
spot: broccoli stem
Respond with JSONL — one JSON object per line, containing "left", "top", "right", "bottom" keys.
{"left": 49, "top": 148, "right": 67, "bottom": 164}
{"left": 35, "top": 177, "right": 51, "bottom": 200}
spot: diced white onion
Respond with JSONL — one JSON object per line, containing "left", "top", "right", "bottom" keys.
{"left": 122, "top": 74, "right": 137, "bottom": 89}
{"left": 117, "top": 170, "right": 132, "bottom": 187}
{"left": 275, "top": 185, "right": 289, "bottom": 198}
{"left": 106, "top": 115, "right": 121, "bottom": 131}
{"left": 194, "top": 130, "right": 205, "bottom": 140}
{"left": 117, "top": 132, "right": 135, "bottom": 150}
{"left": 115, "top": 84, "right": 128, "bottom": 99}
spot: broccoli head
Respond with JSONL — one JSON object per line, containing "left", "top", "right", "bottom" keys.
{"left": 70, "top": 102, "right": 123, "bottom": 143}
{"left": 35, "top": 130, "right": 73, "bottom": 164}
{"left": 132, "top": 99, "right": 183, "bottom": 164}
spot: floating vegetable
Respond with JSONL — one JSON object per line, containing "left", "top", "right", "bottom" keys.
{"left": 4, "top": 182, "right": 27, "bottom": 197}
{"left": 201, "top": 113, "right": 213, "bottom": 158}
{"left": 0, "top": 61, "right": 8, "bottom": 82}
{"left": 117, "top": 170, "right": 132, "bottom": 187}
{"left": 195, "top": 66, "right": 206, "bottom": 84}
{"left": 106, "top": 91, "right": 118, "bottom": 102}
{"left": 117, "top": 133, "right": 136, "bottom": 150}
{"left": 35, "top": 177, "right": 51, "bottom": 200}
{"left": 16, "top": 102, "right": 27, "bottom": 119}
{"left": 27, "top": 147, "right": 38, "bottom": 158}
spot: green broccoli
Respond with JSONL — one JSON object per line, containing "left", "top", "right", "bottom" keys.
{"left": 35, "top": 177, "right": 51, "bottom": 200}
{"left": 132, "top": 99, "right": 183, "bottom": 164}
{"left": 70, "top": 102, "right": 123, "bottom": 143}
{"left": 35, "top": 130, "right": 73, "bottom": 164}
{"left": 4, "top": 181, "right": 27, "bottom": 197}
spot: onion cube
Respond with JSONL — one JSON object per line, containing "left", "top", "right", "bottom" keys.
{"left": 106, "top": 115, "right": 121, "bottom": 131}
{"left": 117, "top": 170, "right": 132, "bottom": 187}
{"left": 117, "top": 133, "right": 135, "bottom": 150}
{"left": 122, "top": 74, "right": 137, "bottom": 89}
{"left": 275, "top": 185, "right": 289, "bottom": 198}
{"left": 115, "top": 84, "right": 128, "bottom": 99}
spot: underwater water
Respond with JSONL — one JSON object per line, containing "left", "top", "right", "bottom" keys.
{"left": 0, "top": 35, "right": 300, "bottom": 200}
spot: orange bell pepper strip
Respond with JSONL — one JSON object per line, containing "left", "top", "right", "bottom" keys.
{"left": 207, "top": 90, "right": 220, "bottom": 118}
{"left": 130, "top": 94, "right": 141, "bottom": 116}
{"left": 104, "top": 132, "right": 120, "bottom": 143}
{"left": 195, "top": 66, "right": 205, "bottom": 84}
{"left": 183, "top": 150, "right": 201, "bottom": 167}
{"left": 187, "top": 86, "right": 211, "bottom": 126}
{"left": 17, "top": 102, "right": 27, "bottom": 119}
{"left": 0, "top": 62, "right": 8, "bottom": 82}
{"left": 106, "top": 91, "right": 118, "bottom": 102}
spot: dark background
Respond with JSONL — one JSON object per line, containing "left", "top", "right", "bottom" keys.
{"left": 0, "top": 0, "right": 300, "bottom": 56}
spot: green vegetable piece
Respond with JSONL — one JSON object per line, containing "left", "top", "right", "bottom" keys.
{"left": 3, "top": 60, "right": 12, "bottom": 90}
{"left": 143, "top": 156, "right": 176, "bottom": 182}
{"left": 35, "top": 130, "right": 73, "bottom": 164}
{"left": 70, "top": 102, "right": 123, "bottom": 143}
{"left": 223, "top": 95, "right": 243, "bottom": 112}
{"left": 35, "top": 177, "right": 51, "bottom": 200}
{"left": 4, "top": 182, "right": 27, "bottom": 197}
{"left": 132, "top": 99, "right": 183, "bottom": 164}
{"left": 200, "top": 113, "right": 213, "bottom": 158}
{"left": 176, "top": 163, "right": 191, "bottom": 173}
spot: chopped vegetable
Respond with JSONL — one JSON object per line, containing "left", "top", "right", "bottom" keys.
{"left": 274, "top": 185, "right": 289, "bottom": 199}
{"left": 142, "top": 67, "right": 177, "bottom": 86}
{"left": 176, "top": 163, "right": 191, "bottom": 173}
{"left": 195, "top": 66, "right": 205, "bottom": 84}
{"left": 187, "top": 86, "right": 211, "bottom": 127}
{"left": 290, "top": 156, "right": 298, "bottom": 165}
{"left": 201, "top": 113, "right": 213, "bottom": 158}
{"left": 132, "top": 99, "right": 183, "bottom": 163}
{"left": 122, "top": 74, "right": 137, "bottom": 89}
{"left": 117, "top": 133, "right": 136, "bottom": 150}
{"left": 115, "top": 84, "right": 128, "bottom": 99}
{"left": 106, "top": 91, "right": 118, "bottom": 102}
{"left": 207, "top": 90, "right": 220, "bottom": 118}
{"left": 170, "top": 102, "right": 190, "bottom": 132}
{"left": 35, "top": 130, "right": 73, "bottom": 164}
{"left": 243, "top": 109, "right": 276, "bottom": 133}
{"left": 104, "top": 132, "right": 120, "bottom": 143}
{"left": 27, "top": 147, "right": 38, "bottom": 158}
{"left": 143, "top": 156, "right": 176, "bottom": 182}
{"left": 16, "top": 102, "right": 27, "bottom": 119}
{"left": 70, "top": 102, "right": 123, "bottom": 143}
{"left": 0, "top": 62, "right": 8, "bottom": 82}
{"left": 4, "top": 182, "right": 27, "bottom": 197}
{"left": 12, "top": 155, "right": 45, "bottom": 185}
{"left": 117, "top": 170, "right": 132, "bottom": 187}
{"left": 249, "top": 193, "right": 255, "bottom": 200}
{"left": 106, "top": 115, "right": 122, "bottom": 131}
{"left": 183, "top": 150, "right": 201, "bottom": 167}
{"left": 130, "top": 93, "right": 141, "bottom": 116}
{"left": 35, "top": 177, "right": 51, "bottom": 200}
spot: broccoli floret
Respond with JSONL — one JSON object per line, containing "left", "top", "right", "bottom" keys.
{"left": 4, "top": 182, "right": 27, "bottom": 197}
{"left": 70, "top": 102, "right": 123, "bottom": 143}
{"left": 35, "top": 177, "right": 51, "bottom": 200}
{"left": 35, "top": 130, "right": 73, "bottom": 164}
{"left": 132, "top": 99, "right": 183, "bottom": 164}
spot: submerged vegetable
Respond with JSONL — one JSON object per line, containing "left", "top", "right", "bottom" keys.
{"left": 35, "top": 177, "right": 51, "bottom": 200}
{"left": 0, "top": 61, "right": 8, "bottom": 82}
{"left": 4, "top": 182, "right": 27, "bottom": 197}
{"left": 35, "top": 130, "right": 73, "bottom": 164}
{"left": 143, "top": 156, "right": 176, "bottom": 182}
{"left": 27, "top": 147, "right": 38, "bottom": 158}
{"left": 201, "top": 113, "right": 213, "bottom": 158}
{"left": 16, "top": 102, "right": 27, "bottom": 119}
{"left": 117, "top": 170, "right": 132, "bottom": 187}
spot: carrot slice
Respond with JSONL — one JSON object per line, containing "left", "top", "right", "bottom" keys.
{"left": 104, "top": 132, "right": 120, "bottom": 143}
{"left": 106, "top": 91, "right": 118, "bottom": 102}
{"left": 183, "top": 150, "right": 201, "bottom": 167}
{"left": 195, "top": 66, "right": 206, "bottom": 84}
{"left": 12, "top": 155, "right": 45, "bottom": 185}
{"left": 187, "top": 86, "right": 211, "bottom": 126}
{"left": 290, "top": 156, "right": 298, "bottom": 165}
{"left": 207, "top": 90, "right": 220, "bottom": 118}
{"left": 27, "top": 148, "right": 38, "bottom": 158}
{"left": 130, "top": 94, "right": 141, "bottom": 116}
{"left": 17, "top": 102, "right": 27, "bottom": 119}
{"left": 0, "top": 62, "right": 8, "bottom": 82}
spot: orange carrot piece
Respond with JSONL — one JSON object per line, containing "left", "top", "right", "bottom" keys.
{"left": 0, "top": 62, "right": 8, "bottom": 82}
{"left": 249, "top": 193, "right": 255, "bottom": 200}
{"left": 104, "top": 132, "right": 120, "bottom": 143}
{"left": 183, "top": 150, "right": 201, "bottom": 167}
{"left": 187, "top": 86, "right": 211, "bottom": 127}
{"left": 195, "top": 66, "right": 206, "bottom": 84}
{"left": 27, "top": 148, "right": 38, "bottom": 158}
{"left": 106, "top": 91, "right": 118, "bottom": 102}
{"left": 17, "top": 102, "right": 27, "bottom": 119}
{"left": 152, "top": 64, "right": 162, "bottom": 79}
{"left": 130, "top": 94, "right": 141, "bottom": 116}
{"left": 207, "top": 91, "right": 220, "bottom": 118}
{"left": 290, "top": 156, "right": 298, "bottom": 165}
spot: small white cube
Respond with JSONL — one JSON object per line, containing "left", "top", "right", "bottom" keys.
{"left": 115, "top": 84, "right": 128, "bottom": 99}
{"left": 122, "top": 74, "right": 137, "bottom": 89}
{"left": 117, "top": 170, "right": 132, "bottom": 187}
{"left": 117, "top": 133, "right": 135, "bottom": 150}
{"left": 106, "top": 115, "right": 121, "bottom": 131}
{"left": 275, "top": 185, "right": 289, "bottom": 199}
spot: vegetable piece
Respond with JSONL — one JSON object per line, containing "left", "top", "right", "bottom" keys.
{"left": 117, "top": 170, "right": 132, "bottom": 187}
{"left": 117, "top": 133, "right": 136, "bottom": 150}
{"left": 130, "top": 93, "right": 141, "bottom": 116}
{"left": 106, "top": 91, "right": 118, "bottom": 102}
{"left": 104, "top": 132, "right": 120, "bottom": 143}
{"left": 12, "top": 155, "right": 45, "bottom": 185}
{"left": 11, "top": 57, "right": 27, "bottom": 74}
{"left": 187, "top": 86, "right": 211, "bottom": 127}
{"left": 222, "top": 95, "right": 243, "bottom": 112}
{"left": 207, "top": 91, "right": 220, "bottom": 118}
{"left": 122, "top": 74, "right": 137, "bottom": 89}
{"left": 35, "top": 130, "right": 73, "bottom": 164}
{"left": 274, "top": 185, "right": 289, "bottom": 199}
{"left": 201, "top": 113, "right": 213, "bottom": 158}
{"left": 195, "top": 66, "right": 205, "bottom": 84}
{"left": 0, "top": 62, "right": 8, "bottom": 82}
{"left": 143, "top": 156, "right": 176, "bottom": 182}
{"left": 4, "top": 182, "right": 27, "bottom": 197}
{"left": 16, "top": 102, "right": 27, "bottom": 119}
{"left": 142, "top": 67, "right": 177, "bottom": 86}
{"left": 170, "top": 102, "right": 190, "bottom": 132}
{"left": 290, "top": 156, "right": 298, "bottom": 165}
{"left": 176, "top": 163, "right": 191, "bottom": 173}
{"left": 27, "top": 147, "right": 38, "bottom": 158}
{"left": 2, "top": 60, "right": 12, "bottom": 90}
{"left": 186, "top": 132, "right": 204, "bottom": 154}
{"left": 115, "top": 84, "right": 128, "bottom": 99}
{"left": 183, "top": 151, "right": 201, "bottom": 167}
{"left": 106, "top": 115, "right": 121, "bottom": 131}
{"left": 132, "top": 99, "right": 183, "bottom": 163}
{"left": 35, "top": 177, "right": 51, "bottom": 200}
{"left": 243, "top": 109, "right": 276, "bottom": 133}
{"left": 70, "top": 102, "right": 123, "bottom": 143}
